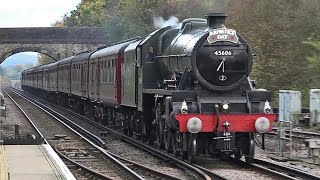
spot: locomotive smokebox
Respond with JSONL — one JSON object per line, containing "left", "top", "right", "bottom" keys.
{"left": 206, "top": 13, "right": 227, "bottom": 29}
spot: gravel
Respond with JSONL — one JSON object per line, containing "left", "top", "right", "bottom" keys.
{"left": 255, "top": 134, "right": 320, "bottom": 178}
{"left": 48, "top": 102, "right": 195, "bottom": 179}
{"left": 16, "top": 88, "right": 320, "bottom": 179}
{"left": 1, "top": 90, "right": 38, "bottom": 139}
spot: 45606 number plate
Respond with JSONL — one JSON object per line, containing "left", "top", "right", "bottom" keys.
{"left": 214, "top": 50, "right": 233, "bottom": 56}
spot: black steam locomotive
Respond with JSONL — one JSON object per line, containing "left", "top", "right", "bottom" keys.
{"left": 21, "top": 13, "right": 276, "bottom": 162}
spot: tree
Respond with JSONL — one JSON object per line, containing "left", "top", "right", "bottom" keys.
{"left": 227, "top": 0, "right": 320, "bottom": 106}
{"left": 56, "top": 0, "right": 227, "bottom": 42}
{"left": 0, "top": 66, "right": 7, "bottom": 77}
{"left": 303, "top": 37, "right": 320, "bottom": 87}
{"left": 54, "top": 0, "right": 107, "bottom": 27}
{"left": 55, "top": 0, "right": 320, "bottom": 106}
{"left": 37, "top": 54, "right": 55, "bottom": 65}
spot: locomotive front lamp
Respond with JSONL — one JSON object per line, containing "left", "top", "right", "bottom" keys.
{"left": 222, "top": 103, "right": 229, "bottom": 110}
{"left": 181, "top": 100, "right": 188, "bottom": 114}
{"left": 255, "top": 117, "right": 270, "bottom": 133}
{"left": 264, "top": 100, "right": 271, "bottom": 114}
{"left": 187, "top": 117, "right": 202, "bottom": 133}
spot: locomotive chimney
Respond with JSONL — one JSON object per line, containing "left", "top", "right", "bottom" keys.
{"left": 206, "top": 13, "right": 227, "bottom": 29}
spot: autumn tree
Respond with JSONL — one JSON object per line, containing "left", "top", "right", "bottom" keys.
{"left": 303, "top": 37, "right": 320, "bottom": 87}
{"left": 37, "top": 54, "right": 56, "bottom": 65}
{"left": 227, "top": 0, "right": 320, "bottom": 106}
{"left": 53, "top": 0, "right": 320, "bottom": 106}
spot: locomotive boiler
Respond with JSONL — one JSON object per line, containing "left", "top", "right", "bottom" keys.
{"left": 21, "top": 13, "right": 276, "bottom": 163}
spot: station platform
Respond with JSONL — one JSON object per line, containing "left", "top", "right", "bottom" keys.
{"left": 0, "top": 144, "right": 75, "bottom": 180}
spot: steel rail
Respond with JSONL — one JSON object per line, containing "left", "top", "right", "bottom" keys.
{"left": 3, "top": 89, "right": 76, "bottom": 179}
{"left": 15, "top": 87, "right": 213, "bottom": 179}
{"left": 107, "top": 151, "right": 182, "bottom": 180}
{"left": 48, "top": 100, "right": 221, "bottom": 180}
{"left": 9, "top": 88, "right": 144, "bottom": 180}
{"left": 3, "top": 89, "right": 45, "bottom": 143}
{"left": 253, "top": 158, "right": 320, "bottom": 180}
{"left": 17, "top": 87, "right": 215, "bottom": 180}
{"left": 55, "top": 148, "right": 114, "bottom": 180}
{"left": 271, "top": 128, "right": 320, "bottom": 139}
{"left": 16, "top": 86, "right": 320, "bottom": 180}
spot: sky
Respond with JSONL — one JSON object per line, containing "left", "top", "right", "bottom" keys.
{"left": 0, "top": 0, "right": 81, "bottom": 58}
{"left": 0, "top": 0, "right": 81, "bottom": 27}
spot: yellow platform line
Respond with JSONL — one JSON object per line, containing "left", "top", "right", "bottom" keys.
{"left": 0, "top": 145, "right": 8, "bottom": 180}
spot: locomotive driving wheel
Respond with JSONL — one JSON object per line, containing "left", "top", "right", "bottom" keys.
{"left": 234, "top": 148, "right": 242, "bottom": 160}
{"left": 155, "top": 103, "right": 165, "bottom": 149}
{"left": 237, "top": 133, "right": 255, "bottom": 163}
{"left": 188, "top": 133, "right": 197, "bottom": 163}
{"left": 245, "top": 133, "right": 255, "bottom": 163}
{"left": 179, "top": 133, "right": 188, "bottom": 159}
{"left": 171, "top": 131, "right": 179, "bottom": 156}
{"left": 164, "top": 128, "right": 171, "bottom": 152}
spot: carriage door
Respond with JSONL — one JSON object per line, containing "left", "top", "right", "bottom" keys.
{"left": 90, "top": 61, "right": 95, "bottom": 99}
{"left": 96, "top": 59, "right": 101, "bottom": 100}
{"left": 80, "top": 64, "right": 85, "bottom": 96}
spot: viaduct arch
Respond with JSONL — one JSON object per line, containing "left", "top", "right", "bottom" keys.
{"left": 0, "top": 27, "right": 108, "bottom": 63}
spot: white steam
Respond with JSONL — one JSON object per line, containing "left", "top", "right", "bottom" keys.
{"left": 152, "top": 16, "right": 181, "bottom": 29}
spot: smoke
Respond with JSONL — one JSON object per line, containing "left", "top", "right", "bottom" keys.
{"left": 213, "top": 0, "right": 227, "bottom": 13}
{"left": 152, "top": 16, "right": 181, "bottom": 29}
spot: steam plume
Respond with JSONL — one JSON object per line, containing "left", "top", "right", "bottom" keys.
{"left": 152, "top": 16, "right": 181, "bottom": 29}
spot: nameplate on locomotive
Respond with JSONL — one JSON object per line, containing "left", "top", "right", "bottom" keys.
{"left": 207, "top": 28, "right": 239, "bottom": 44}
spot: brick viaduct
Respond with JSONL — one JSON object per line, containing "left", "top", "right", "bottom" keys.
{"left": 0, "top": 27, "right": 108, "bottom": 63}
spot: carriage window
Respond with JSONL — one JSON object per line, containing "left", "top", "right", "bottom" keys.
{"left": 91, "top": 63, "right": 94, "bottom": 82}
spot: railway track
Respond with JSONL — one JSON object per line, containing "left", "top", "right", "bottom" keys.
{"left": 5, "top": 88, "right": 144, "bottom": 179}
{"left": 11, "top": 87, "right": 223, "bottom": 180}
{"left": 193, "top": 155, "right": 320, "bottom": 180}
{"left": 13, "top": 87, "right": 320, "bottom": 179}
{"left": 253, "top": 158, "right": 320, "bottom": 180}
{"left": 50, "top": 104, "right": 320, "bottom": 180}
{"left": 270, "top": 128, "right": 320, "bottom": 140}
{"left": 8, "top": 87, "right": 215, "bottom": 179}
{"left": 1, "top": 89, "right": 42, "bottom": 144}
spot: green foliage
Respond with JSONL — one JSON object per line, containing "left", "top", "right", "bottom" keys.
{"left": 303, "top": 37, "right": 320, "bottom": 87}
{"left": 56, "top": 0, "right": 320, "bottom": 106}
{"left": 37, "top": 54, "right": 55, "bottom": 65}
{"left": 56, "top": 0, "right": 226, "bottom": 42}
{"left": 54, "top": 0, "right": 107, "bottom": 27}
{"left": 0, "top": 76, "right": 11, "bottom": 86}
{"left": 0, "top": 65, "right": 28, "bottom": 80}
{"left": 227, "top": 0, "right": 320, "bottom": 106}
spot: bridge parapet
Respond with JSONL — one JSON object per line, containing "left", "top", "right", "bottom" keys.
{"left": 0, "top": 27, "right": 108, "bottom": 62}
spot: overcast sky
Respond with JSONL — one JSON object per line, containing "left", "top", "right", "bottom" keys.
{"left": 0, "top": 0, "right": 81, "bottom": 27}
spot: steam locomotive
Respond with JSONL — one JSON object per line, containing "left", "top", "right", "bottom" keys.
{"left": 21, "top": 13, "right": 276, "bottom": 162}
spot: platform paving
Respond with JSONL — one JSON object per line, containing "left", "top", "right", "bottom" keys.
{"left": 0, "top": 145, "right": 9, "bottom": 180}
{"left": 1, "top": 145, "right": 75, "bottom": 180}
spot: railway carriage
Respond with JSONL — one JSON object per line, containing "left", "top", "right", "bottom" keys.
{"left": 57, "top": 56, "right": 73, "bottom": 95}
{"left": 43, "top": 63, "right": 51, "bottom": 91}
{"left": 70, "top": 52, "right": 91, "bottom": 98}
{"left": 48, "top": 62, "right": 59, "bottom": 92}
{"left": 33, "top": 65, "right": 44, "bottom": 90}
{"left": 21, "top": 13, "right": 277, "bottom": 163}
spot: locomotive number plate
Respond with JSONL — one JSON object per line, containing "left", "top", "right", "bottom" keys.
{"left": 214, "top": 50, "right": 233, "bottom": 56}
